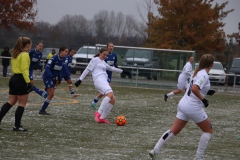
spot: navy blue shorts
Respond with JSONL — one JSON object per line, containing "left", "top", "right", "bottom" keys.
{"left": 43, "top": 76, "right": 55, "bottom": 89}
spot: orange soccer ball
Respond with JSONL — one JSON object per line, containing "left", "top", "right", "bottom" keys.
{"left": 115, "top": 116, "right": 127, "bottom": 126}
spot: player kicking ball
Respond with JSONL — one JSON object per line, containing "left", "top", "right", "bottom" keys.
{"left": 75, "top": 48, "right": 130, "bottom": 124}
{"left": 90, "top": 42, "right": 118, "bottom": 110}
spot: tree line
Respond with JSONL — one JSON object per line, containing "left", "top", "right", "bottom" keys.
{"left": 0, "top": 0, "right": 240, "bottom": 63}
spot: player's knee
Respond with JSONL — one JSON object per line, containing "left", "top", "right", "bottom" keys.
{"left": 110, "top": 96, "right": 115, "bottom": 104}
{"left": 8, "top": 100, "right": 16, "bottom": 106}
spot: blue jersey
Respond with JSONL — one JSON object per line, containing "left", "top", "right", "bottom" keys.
{"left": 29, "top": 49, "right": 42, "bottom": 80}
{"left": 43, "top": 54, "right": 66, "bottom": 81}
{"left": 29, "top": 49, "right": 42, "bottom": 71}
{"left": 105, "top": 52, "right": 118, "bottom": 82}
{"left": 64, "top": 54, "right": 73, "bottom": 72}
{"left": 61, "top": 54, "right": 72, "bottom": 79}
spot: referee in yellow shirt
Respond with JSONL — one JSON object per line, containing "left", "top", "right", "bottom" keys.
{"left": 0, "top": 37, "right": 33, "bottom": 131}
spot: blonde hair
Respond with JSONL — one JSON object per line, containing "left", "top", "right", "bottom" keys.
{"left": 11, "top": 37, "right": 32, "bottom": 58}
{"left": 193, "top": 54, "right": 215, "bottom": 77}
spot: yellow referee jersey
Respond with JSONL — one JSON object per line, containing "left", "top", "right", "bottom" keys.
{"left": 47, "top": 53, "right": 54, "bottom": 60}
{"left": 11, "top": 51, "right": 30, "bottom": 83}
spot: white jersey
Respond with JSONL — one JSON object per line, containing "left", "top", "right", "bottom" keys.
{"left": 78, "top": 57, "right": 122, "bottom": 95}
{"left": 82, "top": 57, "right": 122, "bottom": 82}
{"left": 179, "top": 69, "right": 210, "bottom": 109}
{"left": 178, "top": 62, "right": 192, "bottom": 83}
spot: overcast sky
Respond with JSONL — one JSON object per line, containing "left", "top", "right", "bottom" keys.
{"left": 36, "top": 0, "right": 239, "bottom": 35}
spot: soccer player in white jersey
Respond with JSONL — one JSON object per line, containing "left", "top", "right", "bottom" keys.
{"left": 164, "top": 56, "right": 194, "bottom": 102}
{"left": 149, "top": 54, "right": 215, "bottom": 160}
{"left": 74, "top": 48, "right": 130, "bottom": 124}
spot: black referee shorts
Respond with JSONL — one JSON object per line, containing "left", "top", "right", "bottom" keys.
{"left": 9, "top": 74, "right": 28, "bottom": 95}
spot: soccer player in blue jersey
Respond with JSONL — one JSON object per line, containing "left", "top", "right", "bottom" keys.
{"left": 61, "top": 49, "right": 79, "bottom": 98}
{"left": 39, "top": 47, "right": 68, "bottom": 115}
{"left": 91, "top": 42, "right": 118, "bottom": 110}
{"left": 29, "top": 42, "right": 48, "bottom": 98}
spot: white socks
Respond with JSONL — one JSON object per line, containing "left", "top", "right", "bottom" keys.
{"left": 167, "top": 92, "right": 174, "bottom": 97}
{"left": 98, "top": 96, "right": 113, "bottom": 119}
{"left": 100, "top": 102, "right": 113, "bottom": 119}
{"left": 153, "top": 130, "right": 211, "bottom": 158}
{"left": 195, "top": 132, "right": 212, "bottom": 159}
{"left": 154, "top": 130, "right": 175, "bottom": 154}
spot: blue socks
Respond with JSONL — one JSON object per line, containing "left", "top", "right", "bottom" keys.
{"left": 40, "top": 99, "right": 51, "bottom": 112}
{"left": 70, "top": 89, "right": 74, "bottom": 95}
{"left": 93, "top": 97, "right": 100, "bottom": 103}
{"left": 33, "top": 86, "right": 48, "bottom": 98}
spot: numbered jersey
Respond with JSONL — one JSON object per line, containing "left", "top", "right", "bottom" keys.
{"left": 179, "top": 69, "right": 210, "bottom": 107}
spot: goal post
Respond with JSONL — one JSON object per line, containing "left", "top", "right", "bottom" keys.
{"left": 95, "top": 44, "right": 196, "bottom": 88}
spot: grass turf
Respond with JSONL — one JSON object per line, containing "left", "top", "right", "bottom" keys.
{"left": 0, "top": 78, "right": 239, "bottom": 160}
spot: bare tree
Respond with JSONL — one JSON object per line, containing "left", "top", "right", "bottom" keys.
{"left": 55, "top": 14, "right": 89, "bottom": 46}
{"left": 136, "top": 0, "right": 157, "bottom": 39}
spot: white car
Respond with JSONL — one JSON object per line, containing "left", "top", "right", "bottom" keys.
{"left": 71, "top": 46, "right": 100, "bottom": 74}
{"left": 195, "top": 61, "right": 226, "bottom": 84}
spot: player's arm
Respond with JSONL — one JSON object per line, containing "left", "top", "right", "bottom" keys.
{"left": 75, "top": 58, "right": 97, "bottom": 87}
{"left": 44, "top": 58, "right": 55, "bottom": 77}
{"left": 114, "top": 54, "right": 118, "bottom": 68}
{"left": 75, "top": 68, "right": 89, "bottom": 87}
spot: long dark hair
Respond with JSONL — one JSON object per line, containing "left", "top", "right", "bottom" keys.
{"left": 193, "top": 54, "right": 214, "bottom": 78}
{"left": 94, "top": 48, "right": 107, "bottom": 57}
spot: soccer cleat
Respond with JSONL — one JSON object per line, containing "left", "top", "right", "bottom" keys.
{"left": 13, "top": 125, "right": 28, "bottom": 131}
{"left": 72, "top": 94, "right": 80, "bottom": 98}
{"left": 94, "top": 111, "right": 101, "bottom": 122}
{"left": 98, "top": 118, "right": 110, "bottom": 124}
{"left": 39, "top": 110, "right": 51, "bottom": 115}
{"left": 91, "top": 102, "right": 98, "bottom": 110}
{"left": 149, "top": 150, "right": 157, "bottom": 160}
{"left": 164, "top": 94, "right": 168, "bottom": 102}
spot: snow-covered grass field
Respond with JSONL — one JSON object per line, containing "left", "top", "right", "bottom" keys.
{"left": 0, "top": 78, "right": 239, "bottom": 160}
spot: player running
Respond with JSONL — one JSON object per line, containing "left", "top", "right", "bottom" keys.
{"left": 149, "top": 54, "right": 215, "bottom": 160}
{"left": 164, "top": 56, "right": 194, "bottom": 102}
{"left": 39, "top": 47, "right": 68, "bottom": 115}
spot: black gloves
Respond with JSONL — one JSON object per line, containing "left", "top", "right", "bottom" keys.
{"left": 122, "top": 70, "right": 131, "bottom": 76}
{"left": 207, "top": 90, "right": 215, "bottom": 96}
{"left": 75, "top": 79, "right": 82, "bottom": 87}
{"left": 201, "top": 98, "right": 209, "bottom": 108}
{"left": 26, "top": 83, "right": 33, "bottom": 93}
